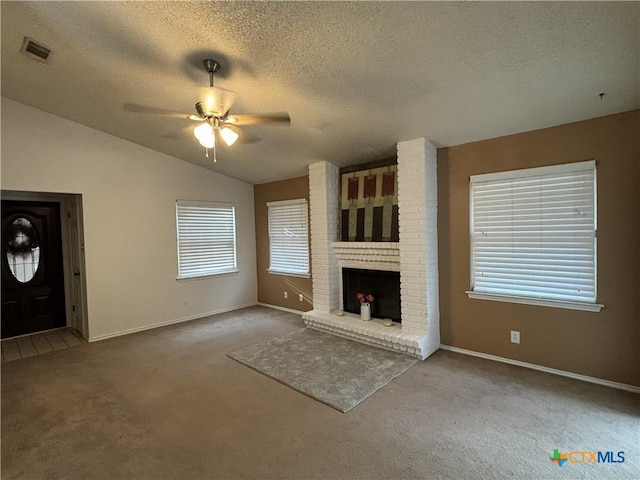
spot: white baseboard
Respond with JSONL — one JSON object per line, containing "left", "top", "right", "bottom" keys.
{"left": 256, "top": 302, "right": 309, "bottom": 315}
{"left": 439, "top": 345, "right": 640, "bottom": 394}
{"left": 88, "top": 303, "right": 258, "bottom": 343}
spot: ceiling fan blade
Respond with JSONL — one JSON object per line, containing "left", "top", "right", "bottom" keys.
{"left": 197, "top": 86, "right": 236, "bottom": 117}
{"left": 123, "top": 103, "right": 193, "bottom": 119}
{"left": 224, "top": 112, "right": 291, "bottom": 126}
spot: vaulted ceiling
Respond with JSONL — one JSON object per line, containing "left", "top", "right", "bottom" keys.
{"left": 2, "top": 1, "right": 638, "bottom": 184}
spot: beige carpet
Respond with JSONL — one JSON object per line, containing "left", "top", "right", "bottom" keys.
{"left": 229, "top": 328, "right": 418, "bottom": 412}
{"left": 2, "top": 306, "right": 639, "bottom": 479}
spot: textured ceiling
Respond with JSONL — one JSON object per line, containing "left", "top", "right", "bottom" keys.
{"left": 2, "top": 1, "right": 638, "bottom": 185}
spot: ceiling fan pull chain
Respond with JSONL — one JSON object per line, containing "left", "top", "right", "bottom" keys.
{"left": 204, "top": 146, "right": 216, "bottom": 163}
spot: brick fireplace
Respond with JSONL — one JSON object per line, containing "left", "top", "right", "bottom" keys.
{"left": 302, "top": 138, "right": 440, "bottom": 359}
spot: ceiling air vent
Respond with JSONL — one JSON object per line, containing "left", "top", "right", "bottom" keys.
{"left": 21, "top": 37, "right": 51, "bottom": 62}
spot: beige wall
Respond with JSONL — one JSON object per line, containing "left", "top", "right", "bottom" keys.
{"left": 438, "top": 110, "right": 639, "bottom": 386}
{"left": 254, "top": 176, "right": 313, "bottom": 311}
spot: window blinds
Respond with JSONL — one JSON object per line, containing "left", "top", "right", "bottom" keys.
{"left": 267, "top": 199, "right": 309, "bottom": 275}
{"left": 470, "top": 161, "right": 596, "bottom": 304}
{"left": 176, "top": 201, "right": 237, "bottom": 278}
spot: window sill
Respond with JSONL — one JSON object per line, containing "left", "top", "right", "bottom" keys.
{"left": 177, "top": 270, "right": 239, "bottom": 282}
{"left": 465, "top": 291, "right": 604, "bottom": 313}
{"left": 267, "top": 269, "right": 311, "bottom": 279}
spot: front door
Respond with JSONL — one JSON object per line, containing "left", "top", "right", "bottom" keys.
{"left": 1, "top": 200, "right": 66, "bottom": 338}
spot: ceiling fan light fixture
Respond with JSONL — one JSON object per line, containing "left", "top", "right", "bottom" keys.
{"left": 194, "top": 122, "right": 215, "bottom": 148}
{"left": 220, "top": 127, "right": 239, "bottom": 146}
{"left": 198, "top": 133, "right": 215, "bottom": 149}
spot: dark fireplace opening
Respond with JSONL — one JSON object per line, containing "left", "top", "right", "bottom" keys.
{"left": 342, "top": 268, "right": 401, "bottom": 322}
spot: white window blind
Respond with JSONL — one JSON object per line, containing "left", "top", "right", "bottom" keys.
{"left": 176, "top": 201, "right": 237, "bottom": 278}
{"left": 469, "top": 161, "right": 598, "bottom": 309}
{"left": 267, "top": 199, "right": 309, "bottom": 276}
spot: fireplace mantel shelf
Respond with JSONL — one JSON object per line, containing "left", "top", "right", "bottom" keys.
{"left": 332, "top": 241, "right": 399, "bottom": 250}
{"left": 332, "top": 242, "right": 400, "bottom": 268}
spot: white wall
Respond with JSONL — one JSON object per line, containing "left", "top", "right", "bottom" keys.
{"left": 1, "top": 98, "right": 257, "bottom": 340}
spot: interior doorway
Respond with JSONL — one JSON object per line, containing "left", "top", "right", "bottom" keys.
{"left": 1, "top": 191, "right": 88, "bottom": 340}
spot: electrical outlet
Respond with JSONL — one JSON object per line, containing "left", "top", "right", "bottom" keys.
{"left": 283, "top": 291, "right": 288, "bottom": 299}
{"left": 510, "top": 330, "right": 520, "bottom": 344}
{"left": 299, "top": 293, "right": 304, "bottom": 302}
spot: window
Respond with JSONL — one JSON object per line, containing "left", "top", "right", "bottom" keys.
{"left": 5, "top": 217, "right": 40, "bottom": 283}
{"left": 267, "top": 199, "right": 309, "bottom": 276}
{"left": 176, "top": 201, "right": 237, "bottom": 279}
{"left": 467, "top": 160, "right": 602, "bottom": 312}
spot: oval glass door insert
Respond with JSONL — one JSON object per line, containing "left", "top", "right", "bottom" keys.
{"left": 6, "top": 217, "right": 41, "bottom": 283}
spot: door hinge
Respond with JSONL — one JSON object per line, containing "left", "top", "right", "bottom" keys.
{"left": 72, "top": 305, "right": 76, "bottom": 312}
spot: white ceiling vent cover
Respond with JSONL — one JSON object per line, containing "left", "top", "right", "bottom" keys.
{"left": 21, "top": 37, "right": 51, "bottom": 62}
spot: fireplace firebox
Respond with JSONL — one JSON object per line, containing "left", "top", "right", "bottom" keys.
{"left": 342, "top": 268, "right": 401, "bottom": 322}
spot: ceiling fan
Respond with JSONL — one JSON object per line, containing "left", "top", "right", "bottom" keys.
{"left": 125, "top": 59, "right": 290, "bottom": 163}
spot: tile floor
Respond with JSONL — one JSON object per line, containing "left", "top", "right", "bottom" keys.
{"left": 1, "top": 328, "right": 86, "bottom": 363}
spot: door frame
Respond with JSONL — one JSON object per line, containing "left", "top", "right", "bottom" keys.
{"left": 1, "top": 190, "right": 89, "bottom": 339}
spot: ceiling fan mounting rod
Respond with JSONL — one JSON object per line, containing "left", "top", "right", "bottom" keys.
{"left": 203, "top": 58, "right": 220, "bottom": 88}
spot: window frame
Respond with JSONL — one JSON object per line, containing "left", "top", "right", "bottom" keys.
{"left": 266, "top": 198, "right": 310, "bottom": 278}
{"left": 466, "top": 160, "right": 603, "bottom": 312}
{"left": 175, "top": 200, "right": 238, "bottom": 280}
